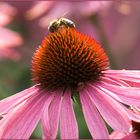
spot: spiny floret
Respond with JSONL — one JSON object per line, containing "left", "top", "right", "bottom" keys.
{"left": 32, "top": 28, "right": 109, "bottom": 91}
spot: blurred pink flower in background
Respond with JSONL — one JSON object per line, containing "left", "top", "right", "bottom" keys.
{"left": 0, "top": 2, "right": 23, "bottom": 60}
{"left": 26, "top": 1, "right": 111, "bottom": 26}
{"left": 100, "top": 1, "right": 140, "bottom": 69}
{"left": 25, "top": 1, "right": 112, "bottom": 40}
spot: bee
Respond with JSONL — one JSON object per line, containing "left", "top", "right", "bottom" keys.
{"left": 48, "top": 17, "right": 75, "bottom": 33}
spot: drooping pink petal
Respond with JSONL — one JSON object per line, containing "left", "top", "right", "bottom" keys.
{"left": 104, "top": 69, "right": 140, "bottom": 75}
{"left": 127, "top": 106, "right": 140, "bottom": 122}
{"left": 94, "top": 82, "right": 140, "bottom": 122}
{"left": 41, "top": 91, "right": 62, "bottom": 139}
{"left": 103, "top": 70, "right": 140, "bottom": 87}
{"left": 98, "top": 81, "right": 140, "bottom": 108}
{"left": 0, "top": 85, "right": 39, "bottom": 116}
{"left": 88, "top": 83, "right": 131, "bottom": 132}
{"left": 48, "top": 92, "right": 62, "bottom": 138}
{"left": 131, "top": 106, "right": 140, "bottom": 116}
{"left": 60, "top": 90, "right": 78, "bottom": 139}
{"left": 0, "top": 91, "right": 48, "bottom": 139}
{"left": 80, "top": 88, "right": 109, "bottom": 139}
{"left": 103, "top": 70, "right": 140, "bottom": 83}
{"left": 110, "top": 131, "right": 136, "bottom": 139}
{"left": 101, "top": 76, "right": 130, "bottom": 87}
{"left": 126, "top": 107, "right": 140, "bottom": 122}
{"left": 41, "top": 94, "right": 54, "bottom": 139}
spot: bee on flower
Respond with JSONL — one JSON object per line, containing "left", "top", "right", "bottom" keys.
{"left": 0, "top": 18, "right": 140, "bottom": 139}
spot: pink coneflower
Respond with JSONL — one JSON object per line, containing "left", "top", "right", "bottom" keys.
{"left": 0, "top": 18, "right": 140, "bottom": 139}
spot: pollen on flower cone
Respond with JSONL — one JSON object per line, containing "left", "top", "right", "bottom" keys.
{"left": 32, "top": 28, "right": 109, "bottom": 91}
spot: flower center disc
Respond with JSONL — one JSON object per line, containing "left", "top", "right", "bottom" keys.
{"left": 32, "top": 28, "right": 109, "bottom": 91}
